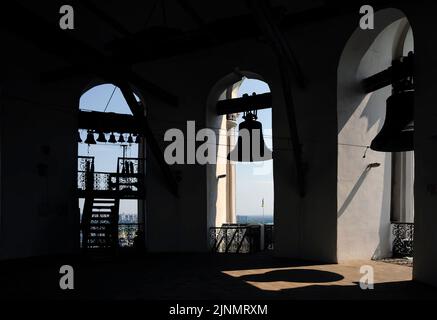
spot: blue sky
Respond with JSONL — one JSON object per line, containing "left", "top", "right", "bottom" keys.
{"left": 236, "top": 80, "right": 274, "bottom": 217}
{"left": 79, "top": 80, "right": 274, "bottom": 217}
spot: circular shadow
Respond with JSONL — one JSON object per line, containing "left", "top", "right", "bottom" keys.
{"left": 239, "top": 269, "right": 344, "bottom": 283}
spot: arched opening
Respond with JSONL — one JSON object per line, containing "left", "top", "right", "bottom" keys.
{"left": 207, "top": 72, "right": 274, "bottom": 253}
{"left": 337, "top": 9, "right": 414, "bottom": 263}
{"left": 77, "top": 83, "right": 146, "bottom": 251}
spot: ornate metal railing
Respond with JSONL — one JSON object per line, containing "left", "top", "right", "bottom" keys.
{"left": 392, "top": 222, "right": 414, "bottom": 257}
{"left": 78, "top": 171, "right": 115, "bottom": 191}
{"left": 210, "top": 224, "right": 261, "bottom": 253}
{"left": 80, "top": 223, "right": 143, "bottom": 249}
{"left": 117, "top": 157, "right": 144, "bottom": 175}
{"left": 264, "top": 224, "right": 274, "bottom": 251}
{"left": 116, "top": 157, "right": 145, "bottom": 193}
{"left": 77, "top": 156, "right": 145, "bottom": 194}
{"left": 118, "top": 223, "right": 142, "bottom": 248}
{"left": 78, "top": 156, "right": 95, "bottom": 191}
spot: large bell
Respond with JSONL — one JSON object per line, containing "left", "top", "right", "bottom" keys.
{"left": 370, "top": 89, "right": 414, "bottom": 152}
{"left": 227, "top": 111, "right": 273, "bottom": 162}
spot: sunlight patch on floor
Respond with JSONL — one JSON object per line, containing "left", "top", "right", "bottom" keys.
{"left": 222, "top": 260, "right": 412, "bottom": 291}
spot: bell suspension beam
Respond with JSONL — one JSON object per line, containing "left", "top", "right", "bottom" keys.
{"left": 117, "top": 81, "right": 179, "bottom": 197}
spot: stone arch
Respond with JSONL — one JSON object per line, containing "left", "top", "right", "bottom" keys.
{"left": 337, "top": 8, "right": 414, "bottom": 261}
{"left": 205, "top": 70, "right": 272, "bottom": 247}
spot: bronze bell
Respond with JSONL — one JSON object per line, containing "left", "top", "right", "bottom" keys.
{"left": 127, "top": 134, "right": 134, "bottom": 144}
{"left": 227, "top": 111, "right": 273, "bottom": 162}
{"left": 84, "top": 131, "right": 96, "bottom": 145}
{"left": 118, "top": 133, "right": 125, "bottom": 143}
{"left": 370, "top": 89, "right": 414, "bottom": 152}
{"left": 108, "top": 132, "right": 117, "bottom": 143}
{"left": 96, "top": 131, "right": 107, "bottom": 143}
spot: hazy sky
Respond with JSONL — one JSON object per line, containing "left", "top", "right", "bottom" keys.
{"left": 235, "top": 80, "right": 273, "bottom": 217}
{"left": 79, "top": 79, "right": 274, "bottom": 217}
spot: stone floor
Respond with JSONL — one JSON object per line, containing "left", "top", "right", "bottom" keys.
{"left": 0, "top": 252, "right": 436, "bottom": 300}
{"left": 378, "top": 257, "right": 414, "bottom": 267}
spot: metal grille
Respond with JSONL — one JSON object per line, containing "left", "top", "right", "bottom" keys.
{"left": 392, "top": 222, "right": 414, "bottom": 257}
{"left": 118, "top": 223, "right": 142, "bottom": 248}
{"left": 210, "top": 225, "right": 261, "bottom": 253}
{"left": 264, "top": 224, "right": 274, "bottom": 250}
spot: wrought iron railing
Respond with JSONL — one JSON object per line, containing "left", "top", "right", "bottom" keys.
{"left": 80, "top": 223, "right": 143, "bottom": 248}
{"left": 117, "top": 157, "right": 144, "bottom": 175}
{"left": 78, "top": 171, "right": 115, "bottom": 191}
{"left": 78, "top": 156, "right": 95, "bottom": 191}
{"left": 118, "top": 223, "right": 142, "bottom": 248}
{"left": 392, "top": 222, "right": 414, "bottom": 257}
{"left": 210, "top": 224, "right": 261, "bottom": 253}
{"left": 264, "top": 224, "right": 274, "bottom": 251}
{"left": 77, "top": 156, "right": 145, "bottom": 194}
{"left": 116, "top": 157, "right": 145, "bottom": 193}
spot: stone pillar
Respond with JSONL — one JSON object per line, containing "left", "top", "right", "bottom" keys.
{"left": 226, "top": 113, "right": 238, "bottom": 223}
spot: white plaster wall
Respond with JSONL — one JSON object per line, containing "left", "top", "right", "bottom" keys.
{"left": 337, "top": 16, "right": 409, "bottom": 261}
{"left": 206, "top": 89, "right": 228, "bottom": 231}
{"left": 205, "top": 78, "right": 240, "bottom": 240}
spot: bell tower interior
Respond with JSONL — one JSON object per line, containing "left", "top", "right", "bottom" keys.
{"left": 4, "top": 0, "right": 437, "bottom": 301}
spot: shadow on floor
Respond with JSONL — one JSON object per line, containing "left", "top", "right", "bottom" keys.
{"left": 0, "top": 252, "right": 436, "bottom": 300}
{"left": 239, "top": 269, "right": 344, "bottom": 283}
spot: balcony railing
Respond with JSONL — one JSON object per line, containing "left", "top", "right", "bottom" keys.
{"left": 118, "top": 223, "right": 143, "bottom": 248}
{"left": 264, "top": 224, "right": 274, "bottom": 251}
{"left": 210, "top": 224, "right": 261, "bottom": 253}
{"left": 78, "top": 171, "right": 113, "bottom": 191}
{"left": 392, "top": 222, "right": 414, "bottom": 257}
{"left": 77, "top": 156, "right": 145, "bottom": 196}
{"left": 80, "top": 223, "right": 143, "bottom": 249}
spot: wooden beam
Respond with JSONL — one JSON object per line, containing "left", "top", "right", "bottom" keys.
{"left": 107, "top": 10, "right": 267, "bottom": 63}
{"left": 216, "top": 93, "right": 272, "bottom": 115}
{"left": 248, "top": 0, "right": 305, "bottom": 197}
{"left": 0, "top": 2, "right": 178, "bottom": 107}
{"left": 362, "top": 54, "right": 413, "bottom": 93}
{"left": 107, "top": 1, "right": 405, "bottom": 64}
{"left": 41, "top": 65, "right": 178, "bottom": 107}
{"left": 247, "top": 0, "right": 305, "bottom": 88}
{"left": 77, "top": 0, "right": 131, "bottom": 37}
{"left": 78, "top": 110, "right": 141, "bottom": 132}
{"left": 176, "top": 0, "right": 207, "bottom": 28}
{"left": 117, "top": 82, "right": 179, "bottom": 196}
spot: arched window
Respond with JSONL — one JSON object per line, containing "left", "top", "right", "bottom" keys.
{"left": 337, "top": 9, "right": 414, "bottom": 261}
{"left": 77, "top": 83, "right": 146, "bottom": 250}
{"left": 207, "top": 72, "right": 274, "bottom": 252}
